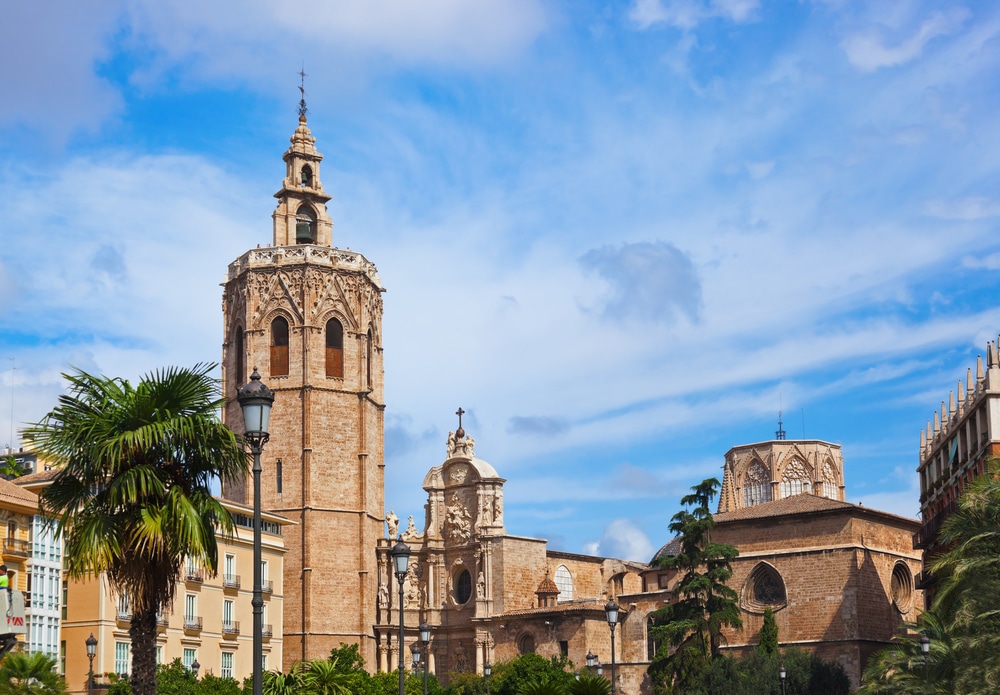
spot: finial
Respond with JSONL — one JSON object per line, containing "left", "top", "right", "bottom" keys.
{"left": 455, "top": 407, "right": 466, "bottom": 439}
{"left": 977, "top": 354, "right": 985, "bottom": 381}
{"left": 775, "top": 410, "right": 786, "bottom": 441}
{"left": 298, "top": 66, "right": 308, "bottom": 119}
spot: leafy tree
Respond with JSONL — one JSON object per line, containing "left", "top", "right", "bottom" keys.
{"left": 24, "top": 364, "right": 249, "bottom": 695}
{"left": 0, "top": 456, "right": 25, "bottom": 481}
{"left": 195, "top": 673, "right": 242, "bottom": 695}
{"left": 300, "top": 659, "right": 350, "bottom": 695}
{"left": 647, "top": 478, "right": 741, "bottom": 693}
{"left": 489, "top": 654, "right": 574, "bottom": 695}
{"left": 328, "top": 643, "right": 366, "bottom": 673}
{"left": 262, "top": 669, "right": 303, "bottom": 695}
{"left": 153, "top": 659, "right": 197, "bottom": 695}
{"left": 698, "top": 648, "right": 849, "bottom": 695}
{"left": 567, "top": 674, "right": 610, "bottom": 695}
{"left": 0, "top": 652, "right": 66, "bottom": 695}
{"left": 759, "top": 608, "right": 778, "bottom": 656}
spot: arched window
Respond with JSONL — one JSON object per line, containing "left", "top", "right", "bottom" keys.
{"left": 326, "top": 318, "right": 344, "bottom": 378}
{"left": 781, "top": 459, "right": 811, "bottom": 498}
{"left": 518, "top": 633, "right": 535, "bottom": 655}
{"left": 295, "top": 205, "right": 317, "bottom": 244}
{"left": 301, "top": 165, "right": 313, "bottom": 187}
{"left": 553, "top": 565, "right": 573, "bottom": 602}
{"left": 234, "top": 326, "right": 245, "bottom": 387}
{"left": 821, "top": 462, "right": 838, "bottom": 499}
{"left": 891, "top": 562, "right": 913, "bottom": 613}
{"left": 270, "top": 317, "right": 289, "bottom": 377}
{"left": 743, "top": 460, "right": 771, "bottom": 507}
{"left": 742, "top": 562, "right": 787, "bottom": 611}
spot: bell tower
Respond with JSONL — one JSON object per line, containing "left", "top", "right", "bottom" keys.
{"left": 221, "top": 107, "right": 386, "bottom": 667}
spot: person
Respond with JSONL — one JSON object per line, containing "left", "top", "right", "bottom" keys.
{"left": 0, "top": 565, "right": 8, "bottom": 590}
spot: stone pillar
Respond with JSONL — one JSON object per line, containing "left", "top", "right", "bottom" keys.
{"left": 428, "top": 647, "right": 436, "bottom": 675}
{"left": 378, "top": 642, "right": 388, "bottom": 673}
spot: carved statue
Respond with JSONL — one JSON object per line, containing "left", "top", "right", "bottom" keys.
{"left": 493, "top": 490, "right": 503, "bottom": 524}
{"left": 385, "top": 510, "right": 399, "bottom": 539}
{"left": 445, "top": 493, "right": 472, "bottom": 543}
{"left": 476, "top": 571, "right": 486, "bottom": 600}
{"left": 377, "top": 582, "right": 389, "bottom": 610}
{"left": 447, "top": 431, "right": 457, "bottom": 457}
{"left": 480, "top": 494, "right": 492, "bottom": 526}
{"left": 402, "top": 515, "right": 420, "bottom": 540}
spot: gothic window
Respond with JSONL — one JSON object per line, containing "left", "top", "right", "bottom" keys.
{"left": 270, "top": 317, "right": 289, "bottom": 377}
{"left": 518, "top": 633, "right": 535, "bottom": 655}
{"left": 366, "top": 326, "right": 374, "bottom": 389}
{"left": 743, "top": 562, "right": 786, "bottom": 611}
{"left": 891, "top": 562, "right": 913, "bottom": 613}
{"left": 454, "top": 569, "right": 472, "bottom": 605}
{"left": 781, "top": 460, "right": 811, "bottom": 498}
{"left": 301, "top": 165, "right": 313, "bottom": 187}
{"left": 553, "top": 565, "right": 573, "bottom": 602}
{"left": 234, "top": 326, "right": 245, "bottom": 386}
{"left": 276, "top": 458, "right": 283, "bottom": 494}
{"left": 821, "top": 461, "right": 838, "bottom": 499}
{"left": 295, "top": 205, "right": 317, "bottom": 244}
{"left": 325, "top": 318, "right": 344, "bottom": 378}
{"left": 743, "top": 460, "right": 771, "bottom": 507}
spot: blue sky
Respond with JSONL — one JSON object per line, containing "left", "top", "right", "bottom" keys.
{"left": 2, "top": 0, "right": 1000, "bottom": 561}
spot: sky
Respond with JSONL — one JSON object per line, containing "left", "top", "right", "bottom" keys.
{"left": 2, "top": 0, "right": 1000, "bottom": 562}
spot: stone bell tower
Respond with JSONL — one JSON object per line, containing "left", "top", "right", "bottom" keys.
{"left": 221, "top": 105, "right": 386, "bottom": 667}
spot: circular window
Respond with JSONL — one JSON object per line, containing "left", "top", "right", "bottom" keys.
{"left": 454, "top": 569, "right": 472, "bottom": 604}
{"left": 891, "top": 563, "right": 913, "bottom": 613}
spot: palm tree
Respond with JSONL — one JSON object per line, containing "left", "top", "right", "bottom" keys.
{"left": 0, "top": 652, "right": 66, "bottom": 695}
{"left": 24, "top": 364, "right": 248, "bottom": 695}
{"left": 299, "top": 659, "right": 351, "bottom": 695}
{"left": 262, "top": 669, "right": 303, "bottom": 695}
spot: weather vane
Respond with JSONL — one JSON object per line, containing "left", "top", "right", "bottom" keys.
{"left": 298, "top": 66, "right": 308, "bottom": 118}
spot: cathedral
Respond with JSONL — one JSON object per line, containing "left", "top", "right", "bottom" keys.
{"left": 219, "top": 113, "right": 922, "bottom": 692}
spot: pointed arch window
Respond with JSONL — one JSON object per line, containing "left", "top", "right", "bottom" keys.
{"left": 781, "top": 459, "right": 811, "bottom": 498}
{"left": 295, "top": 205, "right": 317, "bottom": 244}
{"left": 366, "top": 326, "right": 374, "bottom": 389}
{"left": 742, "top": 562, "right": 787, "bottom": 612}
{"left": 743, "top": 460, "right": 771, "bottom": 507}
{"left": 270, "top": 317, "right": 289, "bottom": 377}
{"left": 553, "top": 565, "right": 573, "bottom": 602}
{"left": 326, "top": 318, "right": 344, "bottom": 378}
{"left": 234, "top": 326, "right": 245, "bottom": 387}
{"left": 821, "top": 462, "right": 838, "bottom": 499}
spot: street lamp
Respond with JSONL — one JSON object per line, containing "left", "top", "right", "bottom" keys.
{"left": 921, "top": 633, "right": 930, "bottom": 683}
{"left": 191, "top": 659, "right": 200, "bottom": 679}
{"left": 391, "top": 540, "right": 411, "bottom": 695}
{"left": 85, "top": 633, "right": 97, "bottom": 695}
{"left": 237, "top": 367, "right": 274, "bottom": 695}
{"left": 420, "top": 622, "right": 431, "bottom": 695}
{"left": 597, "top": 663, "right": 603, "bottom": 678}
{"left": 586, "top": 650, "right": 597, "bottom": 674}
{"left": 484, "top": 661, "right": 492, "bottom": 695}
{"left": 605, "top": 599, "right": 620, "bottom": 695}
{"left": 410, "top": 642, "right": 421, "bottom": 673}
{"left": 780, "top": 663, "right": 786, "bottom": 695}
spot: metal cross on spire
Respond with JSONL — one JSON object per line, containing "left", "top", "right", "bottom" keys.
{"left": 455, "top": 407, "right": 466, "bottom": 439}
{"left": 298, "top": 67, "right": 308, "bottom": 118}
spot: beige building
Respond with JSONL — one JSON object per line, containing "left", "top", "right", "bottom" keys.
{"left": 17, "top": 469, "right": 290, "bottom": 694}
{"left": 220, "top": 111, "right": 385, "bottom": 668}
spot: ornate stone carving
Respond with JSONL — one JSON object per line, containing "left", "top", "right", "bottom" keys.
{"left": 385, "top": 510, "right": 399, "bottom": 539}
{"left": 448, "top": 462, "right": 468, "bottom": 484}
{"left": 401, "top": 515, "right": 421, "bottom": 541}
{"left": 447, "top": 432, "right": 476, "bottom": 459}
{"left": 377, "top": 581, "right": 389, "bottom": 610}
{"left": 445, "top": 493, "right": 472, "bottom": 543}
{"left": 492, "top": 490, "right": 503, "bottom": 525}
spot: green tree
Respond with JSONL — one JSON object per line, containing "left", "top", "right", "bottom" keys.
{"left": 759, "top": 608, "right": 778, "bottom": 656}
{"left": 489, "top": 654, "right": 574, "bottom": 695}
{"left": 648, "top": 478, "right": 741, "bottom": 693}
{"left": 262, "top": 669, "right": 303, "bottom": 695}
{"left": 153, "top": 659, "right": 197, "bottom": 695}
{"left": 0, "top": 456, "right": 25, "bottom": 481}
{"left": 300, "top": 659, "right": 351, "bottom": 695}
{"left": 567, "top": 674, "right": 610, "bottom": 695}
{"left": 24, "top": 364, "right": 249, "bottom": 695}
{"left": 0, "top": 652, "right": 66, "bottom": 695}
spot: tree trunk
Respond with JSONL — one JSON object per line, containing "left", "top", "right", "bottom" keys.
{"left": 129, "top": 607, "right": 159, "bottom": 695}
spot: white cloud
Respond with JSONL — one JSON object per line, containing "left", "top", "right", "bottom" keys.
{"left": 630, "top": 0, "right": 759, "bottom": 30}
{"left": 586, "top": 519, "right": 655, "bottom": 562}
{"left": 925, "top": 196, "right": 1000, "bottom": 220}
{"left": 963, "top": 253, "right": 1000, "bottom": 271}
{"left": 841, "top": 9, "right": 970, "bottom": 72}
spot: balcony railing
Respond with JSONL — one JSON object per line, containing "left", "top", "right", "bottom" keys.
{"left": 222, "top": 621, "right": 240, "bottom": 636}
{"left": 116, "top": 609, "right": 131, "bottom": 622}
{"left": 184, "top": 570, "right": 204, "bottom": 583}
{"left": 4, "top": 538, "right": 29, "bottom": 558}
{"left": 183, "top": 616, "right": 203, "bottom": 631}
{"left": 262, "top": 580, "right": 273, "bottom": 594}
{"left": 262, "top": 624, "right": 273, "bottom": 638}
{"left": 223, "top": 574, "right": 241, "bottom": 589}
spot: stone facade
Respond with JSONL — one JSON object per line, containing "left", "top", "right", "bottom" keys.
{"left": 221, "top": 114, "right": 385, "bottom": 668}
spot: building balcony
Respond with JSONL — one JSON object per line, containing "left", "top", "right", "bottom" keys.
{"left": 183, "top": 616, "right": 203, "bottom": 632}
{"left": 223, "top": 574, "right": 241, "bottom": 590}
{"left": 262, "top": 580, "right": 273, "bottom": 594}
{"left": 222, "top": 621, "right": 240, "bottom": 637}
{"left": 3, "top": 539, "right": 29, "bottom": 558}
{"left": 116, "top": 610, "right": 131, "bottom": 624}
{"left": 262, "top": 624, "right": 273, "bottom": 639}
{"left": 184, "top": 570, "right": 204, "bottom": 583}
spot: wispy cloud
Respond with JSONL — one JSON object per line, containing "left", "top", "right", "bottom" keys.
{"left": 630, "top": 0, "right": 759, "bottom": 31}
{"left": 841, "top": 9, "right": 970, "bottom": 72}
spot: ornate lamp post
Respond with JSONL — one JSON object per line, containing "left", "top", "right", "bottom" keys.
{"left": 85, "top": 633, "right": 97, "bottom": 695}
{"left": 921, "top": 633, "right": 930, "bottom": 683}
{"left": 419, "top": 622, "right": 431, "bottom": 695}
{"left": 192, "top": 659, "right": 200, "bottom": 679}
{"left": 391, "top": 540, "right": 411, "bottom": 695}
{"left": 484, "top": 662, "right": 492, "bottom": 695}
{"left": 780, "top": 663, "right": 786, "bottom": 695}
{"left": 586, "top": 651, "right": 597, "bottom": 674}
{"left": 605, "top": 599, "right": 619, "bottom": 695}
{"left": 237, "top": 367, "right": 274, "bottom": 695}
{"left": 410, "top": 642, "right": 421, "bottom": 674}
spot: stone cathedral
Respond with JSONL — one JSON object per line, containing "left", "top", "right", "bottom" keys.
{"left": 220, "top": 113, "right": 924, "bottom": 691}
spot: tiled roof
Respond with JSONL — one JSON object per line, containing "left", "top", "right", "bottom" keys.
{"left": 0, "top": 478, "right": 38, "bottom": 510}
{"left": 536, "top": 573, "right": 559, "bottom": 594}
{"left": 650, "top": 537, "right": 682, "bottom": 564}
{"left": 713, "top": 492, "right": 916, "bottom": 525}
{"left": 495, "top": 601, "right": 607, "bottom": 618}
{"left": 15, "top": 468, "right": 60, "bottom": 485}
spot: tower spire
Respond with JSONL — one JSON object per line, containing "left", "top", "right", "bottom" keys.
{"left": 775, "top": 410, "right": 786, "bottom": 440}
